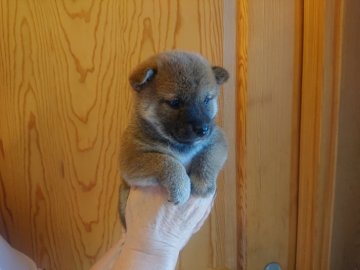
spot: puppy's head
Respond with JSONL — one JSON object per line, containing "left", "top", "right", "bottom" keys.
{"left": 129, "top": 51, "right": 229, "bottom": 145}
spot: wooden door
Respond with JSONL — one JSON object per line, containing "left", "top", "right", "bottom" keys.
{"left": 0, "top": 1, "right": 237, "bottom": 269}
{"left": 1, "top": 0, "right": 353, "bottom": 270}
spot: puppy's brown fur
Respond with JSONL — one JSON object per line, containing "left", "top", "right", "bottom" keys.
{"left": 119, "top": 51, "right": 229, "bottom": 228}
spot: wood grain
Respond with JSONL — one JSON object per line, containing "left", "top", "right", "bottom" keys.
{"left": 241, "top": 0, "right": 299, "bottom": 269}
{"left": 296, "top": 0, "right": 343, "bottom": 269}
{"left": 330, "top": 0, "right": 360, "bottom": 269}
{"left": 236, "top": 0, "right": 248, "bottom": 269}
{"left": 318, "top": 0, "right": 343, "bottom": 268}
{"left": 220, "top": 0, "right": 237, "bottom": 268}
{"left": 0, "top": 1, "right": 237, "bottom": 269}
{"left": 296, "top": 0, "right": 326, "bottom": 268}
{"left": 288, "top": 0, "right": 303, "bottom": 268}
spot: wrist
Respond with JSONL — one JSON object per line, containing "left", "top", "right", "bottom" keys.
{"left": 125, "top": 231, "right": 182, "bottom": 254}
{"left": 113, "top": 242, "right": 179, "bottom": 270}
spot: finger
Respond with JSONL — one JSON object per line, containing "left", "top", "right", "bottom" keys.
{"left": 170, "top": 193, "right": 215, "bottom": 229}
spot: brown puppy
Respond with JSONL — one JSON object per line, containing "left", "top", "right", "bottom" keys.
{"left": 119, "top": 51, "right": 229, "bottom": 228}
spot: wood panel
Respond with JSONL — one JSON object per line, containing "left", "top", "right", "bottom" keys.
{"left": 296, "top": 0, "right": 343, "bottom": 269}
{"left": 0, "top": 1, "right": 237, "bottom": 269}
{"left": 236, "top": 0, "right": 248, "bottom": 268}
{"left": 296, "top": 0, "right": 326, "bottom": 268}
{"left": 236, "top": 0, "right": 300, "bottom": 269}
{"left": 331, "top": 0, "right": 360, "bottom": 269}
{"left": 220, "top": 0, "right": 237, "bottom": 268}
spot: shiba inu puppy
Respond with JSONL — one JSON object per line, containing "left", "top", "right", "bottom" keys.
{"left": 119, "top": 51, "right": 229, "bottom": 228}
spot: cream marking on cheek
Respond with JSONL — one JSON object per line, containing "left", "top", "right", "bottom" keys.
{"left": 140, "top": 104, "right": 175, "bottom": 142}
{"left": 210, "top": 99, "right": 218, "bottom": 119}
{"left": 140, "top": 103, "right": 155, "bottom": 122}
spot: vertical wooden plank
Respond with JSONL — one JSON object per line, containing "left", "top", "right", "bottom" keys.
{"left": 318, "top": 0, "right": 343, "bottom": 269}
{"left": 236, "top": 0, "right": 248, "bottom": 269}
{"left": 296, "top": 0, "right": 326, "bottom": 268}
{"left": 330, "top": 0, "right": 360, "bottom": 269}
{"left": 288, "top": 0, "right": 303, "bottom": 268}
{"left": 237, "top": 0, "right": 299, "bottom": 269}
{"left": 296, "top": 1, "right": 326, "bottom": 268}
{"left": 296, "top": 0, "right": 343, "bottom": 269}
{"left": 221, "top": 0, "right": 238, "bottom": 268}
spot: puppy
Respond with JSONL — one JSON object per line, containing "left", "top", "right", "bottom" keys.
{"left": 119, "top": 51, "right": 229, "bottom": 228}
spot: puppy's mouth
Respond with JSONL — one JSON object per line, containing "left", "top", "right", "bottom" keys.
{"left": 172, "top": 136, "right": 198, "bottom": 145}
{"left": 170, "top": 126, "right": 212, "bottom": 145}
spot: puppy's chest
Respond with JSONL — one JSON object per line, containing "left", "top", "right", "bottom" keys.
{"left": 175, "top": 143, "right": 204, "bottom": 170}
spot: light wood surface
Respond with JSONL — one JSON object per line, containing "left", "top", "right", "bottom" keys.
{"left": 288, "top": 0, "right": 303, "bottom": 268}
{"left": 331, "top": 0, "right": 360, "bottom": 269}
{"left": 235, "top": 0, "right": 248, "bottom": 269}
{"left": 318, "top": 0, "right": 343, "bottom": 268}
{"left": 296, "top": 0, "right": 327, "bottom": 269}
{"left": 247, "top": 0, "right": 299, "bottom": 269}
{"left": 0, "top": 1, "right": 237, "bottom": 269}
{"left": 296, "top": 0, "right": 343, "bottom": 269}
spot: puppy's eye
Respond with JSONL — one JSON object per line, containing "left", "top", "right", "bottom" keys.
{"left": 204, "top": 96, "right": 213, "bottom": 105}
{"left": 166, "top": 98, "right": 181, "bottom": 109}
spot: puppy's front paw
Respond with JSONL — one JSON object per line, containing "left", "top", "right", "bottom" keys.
{"left": 190, "top": 174, "right": 216, "bottom": 197}
{"left": 167, "top": 176, "right": 191, "bottom": 205}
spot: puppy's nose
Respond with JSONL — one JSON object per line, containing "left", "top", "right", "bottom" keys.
{"left": 193, "top": 124, "right": 209, "bottom": 137}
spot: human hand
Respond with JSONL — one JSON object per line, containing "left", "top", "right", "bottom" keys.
{"left": 111, "top": 185, "right": 215, "bottom": 270}
{"left": 0, "top": 235, "right": 38, "bottom": 270}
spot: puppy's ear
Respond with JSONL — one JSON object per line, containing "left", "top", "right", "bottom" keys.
{"left": 129, "top": 59, "right": 157, "bottom": 91}
{"left": 212, "top": 66, "right": 229, "bottom": 85}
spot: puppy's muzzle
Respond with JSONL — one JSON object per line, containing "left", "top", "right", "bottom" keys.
{"left": 193, "top": 123, "right": 209, "bottom": 137}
